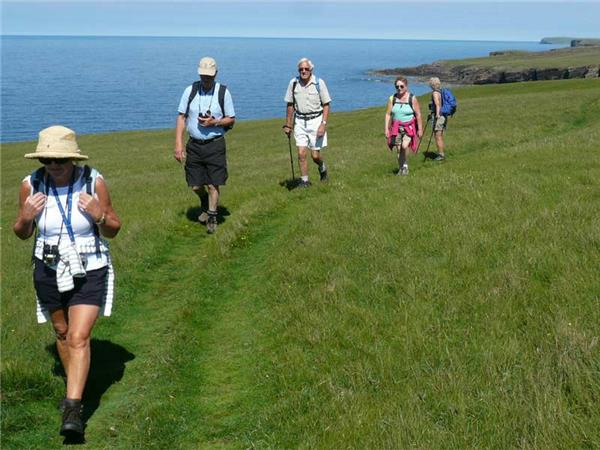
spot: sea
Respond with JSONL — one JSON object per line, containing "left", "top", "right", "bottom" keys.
{"left": 0, "top": 36, "right": 563, "bottom": 143}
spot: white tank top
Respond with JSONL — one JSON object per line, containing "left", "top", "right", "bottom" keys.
{"left": 26, "top": 168, "right": 108, "bottom": 270}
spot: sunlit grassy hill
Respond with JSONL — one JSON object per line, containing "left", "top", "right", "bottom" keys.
{"left": 2, "top": 78, "right": 600, "bottom": 449}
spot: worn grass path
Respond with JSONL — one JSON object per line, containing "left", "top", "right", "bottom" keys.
{"left": 2, "top": 79, "right": 600, "bottom": 448}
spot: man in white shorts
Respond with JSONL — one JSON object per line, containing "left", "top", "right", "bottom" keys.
{"left": 283, "top": 58, "right": 332, "bottom": 188}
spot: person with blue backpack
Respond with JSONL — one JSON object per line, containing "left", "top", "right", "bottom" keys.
{"left": 428, "top": 77, "right": 457, "bottom": 161}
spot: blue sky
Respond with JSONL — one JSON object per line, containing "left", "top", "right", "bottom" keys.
{"left": 2, "top": 1, "right": 599, "bottom": 41}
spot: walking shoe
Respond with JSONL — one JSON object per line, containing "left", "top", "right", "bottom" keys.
{"left": 60, "top": 399, "right": 83, "bottom": 437}
{"left": 398, "top": 166, "right": 409, "bottom": 176}
{"left": 319, "top": 168, "right": 328, "bottom": 182}
{"left": 297, "top": 180, "right": 311, "bottom": 188}
{"left": 434, "top": 154, "right": 445, "bottom": 161}
{"left": 206, "top": 214, "right": 218, "bottom": 234}
{"left": 198, "top": 211, "right": 208, "bottom": 224}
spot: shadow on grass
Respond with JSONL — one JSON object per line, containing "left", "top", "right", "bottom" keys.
{"left": 185, "top": 205, "right": 231, "bottom": 224}
{"left": 422, "top": 151, "right": 442, "bottom": 161}
{"left": 47, "top": 338, "right": 135, "bottom": 444}
{"left": 279, "top": 178, "right": 299, "bottom": 191}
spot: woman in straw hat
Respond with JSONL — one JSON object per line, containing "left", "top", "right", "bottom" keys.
{"left": 13, "top": 125, "right": 121, "bottom": 438}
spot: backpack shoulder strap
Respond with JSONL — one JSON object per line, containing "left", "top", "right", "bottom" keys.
{"left": 29, "top": 167, "right": 45, "bottom": 262}
{"left": 184, "top": 81, "right": 201, "bottom": 118}
{"left": 80, "top": 164, "right": 102, "bottom": 252}
{"left": 314, "top": 77, "right": 324, "bottom": 107}
{"left": 81, "top": 165, "right": 96, "bottom": 195}
{"left": 218, "top": 83, "right": 227, "bottom": 116}
{"left": 405, "top": 93, "right": 415, "bottom": 113}
{"left": 30, "top": 167, "right": 46, "bottom": 195}
{"left": 292, "top": 77, "right": 299, "bottom": 110}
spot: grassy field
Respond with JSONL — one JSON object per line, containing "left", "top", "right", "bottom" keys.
{"left": 2, "top": 78, "right": 600, "bottom": 449}
{"left": 442, "top": 46, "right": 600, "bottom": 69}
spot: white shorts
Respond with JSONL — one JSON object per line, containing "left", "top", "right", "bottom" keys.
{"left": 294, "top": 116, "right": 327, "bottom": 150}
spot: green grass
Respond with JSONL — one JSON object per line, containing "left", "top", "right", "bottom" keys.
{"left": 2, "top": 78, "right": 600, "bottom": 449}
{"left": 442, "top": 46, "right": 600, "bottom": 69}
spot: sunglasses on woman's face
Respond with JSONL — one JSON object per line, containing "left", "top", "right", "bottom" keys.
{"left": 396, "top": 84, "right": 405, "bottom": 89}
{"left": 39, "top": 158, "right": 70, "bottom": 165}
{"left": 298, "top": 67, "right": 311, "bottom": 72}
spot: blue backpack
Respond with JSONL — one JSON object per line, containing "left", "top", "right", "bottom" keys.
{"left": 440, "top": 88, "right": 457, "bottom": 116}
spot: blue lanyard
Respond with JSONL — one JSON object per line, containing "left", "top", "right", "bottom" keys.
{"left": 50, "top": 170, "right": 76, "bottom": 244}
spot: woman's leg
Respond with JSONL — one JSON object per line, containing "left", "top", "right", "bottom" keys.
{"left": 434, "top": 131, "right": 445, "bottom": 156}
{"left": 50, "top": 308, "right": 70, "bottom": 375}
{"left": 65, "top": 304, "right": 99, "bottom": 400}
{"left": 398, "top": 142, "right": 410, "bottom": 168}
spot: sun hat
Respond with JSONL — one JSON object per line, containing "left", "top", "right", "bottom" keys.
{"left": 198, "top": 57, "right": 217, "bottom": 76}
{"left": 24, "top": 125, "right": 88, "bottom": 160}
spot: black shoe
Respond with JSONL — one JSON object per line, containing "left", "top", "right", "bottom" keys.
{"left": 60, "top": 399, "right": 83, "bottom": 437}
{"left": 319, "top": 168, "right": 328, "bottom": 182}
{"left": 207, "top": 214, "right": 218, "bottom": 234}
{"left": 297, "top": 180, "right": 311, "bottom": 188}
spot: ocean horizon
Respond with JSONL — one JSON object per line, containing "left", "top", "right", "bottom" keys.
{"left": 2, "top": 34, "right": 546, "bottom": 42}
{"left": 1, "top": 35, "right": 563, "bottom": 143}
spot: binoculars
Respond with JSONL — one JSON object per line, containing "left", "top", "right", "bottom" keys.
{"left": 42, "top": 244, "right": 59, "bottom": 265}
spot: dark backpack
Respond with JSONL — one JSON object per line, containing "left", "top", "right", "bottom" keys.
{"left": 31, "top": 165, "right": 96, "bottom": 196}
{"left": 440, "top": 88, "right": 457, "bottom": 116}
{"left": 291, "top": 76, "right": 323, "bottom": 111}
{"left": 184, "top": 82, "right": 233, "bottom": 132}
{"left": 30, "top": 165, "right": 102, "bottom": 256}
{"left": 390, "top": 92, "right": 415, "bottom": 114}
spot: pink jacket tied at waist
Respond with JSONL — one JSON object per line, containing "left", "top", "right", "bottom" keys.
{"left": 387, "top": 118, "right": 419, "bottom": 152}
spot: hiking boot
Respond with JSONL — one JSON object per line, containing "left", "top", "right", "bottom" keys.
{"left": 398, "top": 166, "right": 409, "bottom": 176}
{"left": 206, "top": 215, "right": 218, "bottom": 234}
{"left": 297, "top": 180, "right": 311, "bottom": 188}
{"left": 434, "top": 154, "right": 445, "bottom": 161}
{"left": 60, "top": 399, "right": 83, "bottom": 437}
{"left": 198, "top": 211, "right": 208, "bottom": 224}
{"left": 319, "top": 168, "right": 328, "bottom": 182}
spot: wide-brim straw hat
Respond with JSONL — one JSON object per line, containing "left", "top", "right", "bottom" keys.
{"left": 24, "top": 125, "right": 89, "bottom": 160}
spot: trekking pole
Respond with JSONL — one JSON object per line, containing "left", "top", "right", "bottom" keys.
{"left": 423, "top": 118, "right": 435, "bottom": 162}
{"left": 416, "top": 116, "right": 429, "bottom": 155}
{"left": 287, "top": 134, "right": 295, "bottom": 181}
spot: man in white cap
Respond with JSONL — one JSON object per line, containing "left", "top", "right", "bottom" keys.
{"left": 283, "top": 57, "right": 332, "bottom": 188}
{"left": 174, "top": 56, "right": 236, "bottom": 234}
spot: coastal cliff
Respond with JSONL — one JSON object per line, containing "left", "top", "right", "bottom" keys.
{"left": 373, "top": 46, "right": 600, "bottom": 85}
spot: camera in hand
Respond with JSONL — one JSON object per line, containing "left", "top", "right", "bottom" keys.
{"left": 199, "top": 109, "right": 212, "bottom": 119}
{"left": 43, "top": 244, "right": 59, "bottom": 265}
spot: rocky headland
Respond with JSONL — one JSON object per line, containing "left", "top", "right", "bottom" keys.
{"left": 541, "top": 37, "right": 600, "bottom": 47}
{"left": 372, "top": 46, "right": 600, "bottom": 85}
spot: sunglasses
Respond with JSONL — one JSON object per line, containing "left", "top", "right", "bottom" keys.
{"left": 396, "top": 84, "right": 405, "bottom": 89}
{"left": 298, "top": 67, "right": 312, "bottom": 72}
{"left": 39, "top": 158, "right": 70, "bottom": 165}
